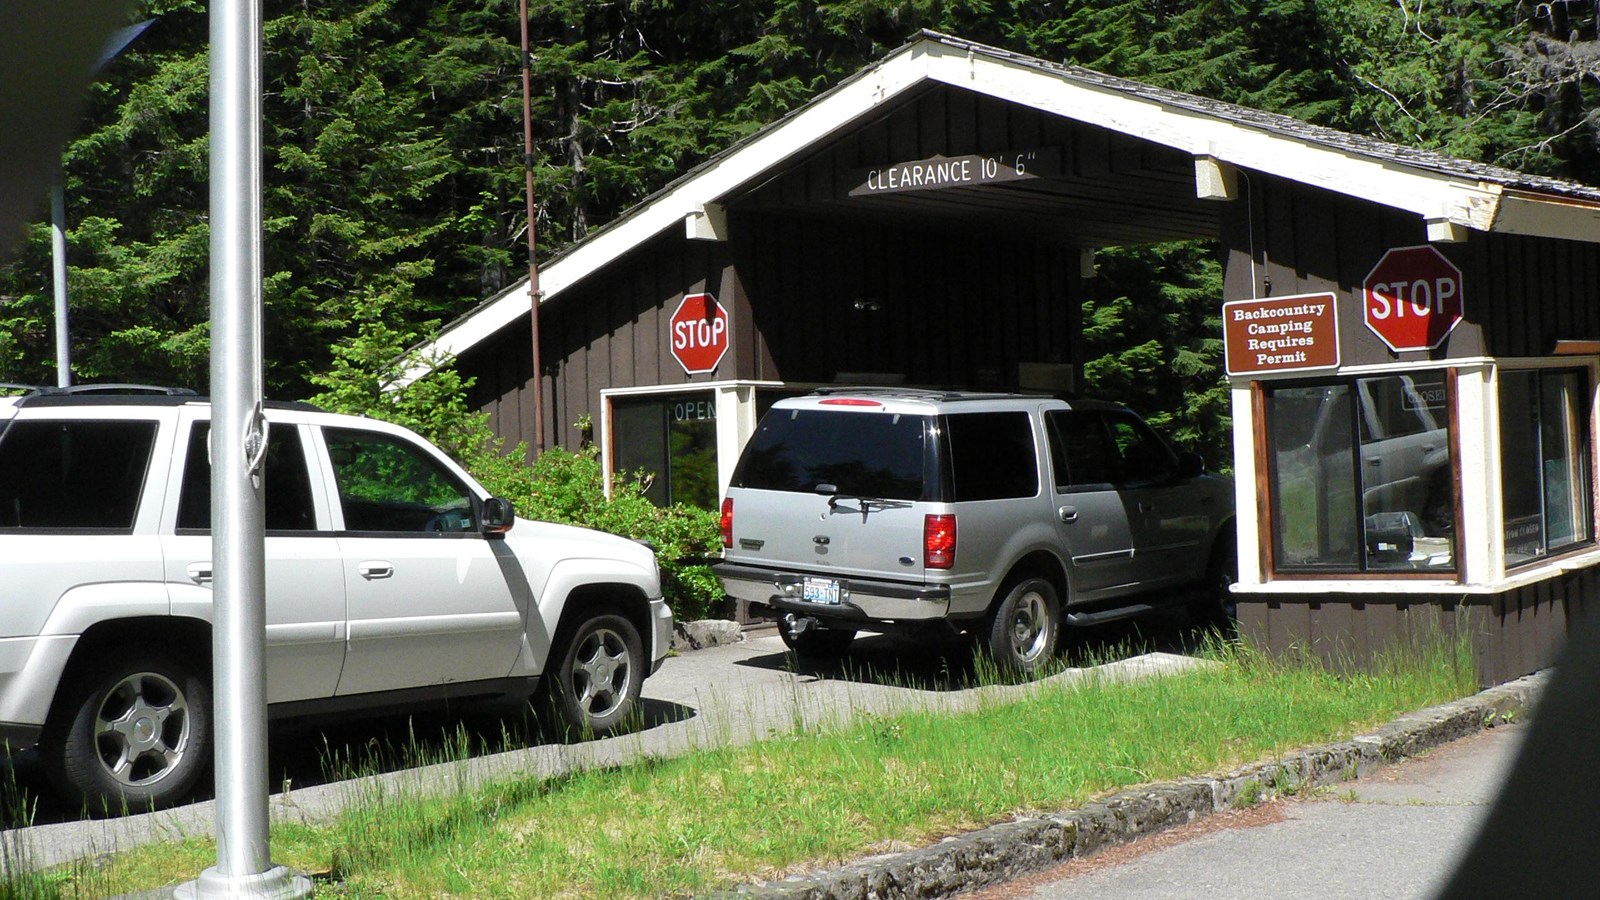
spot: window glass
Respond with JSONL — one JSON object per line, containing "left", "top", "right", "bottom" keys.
{"left": 0, "top": 420, "right": 157, "bottom": 530}
{"left": 1103, "top": 410, "right": 1177, "bottom": 486}
{"left": 1357, "top": 373, "right": 1454, "bottom": 571}
{"left": 732, "top": 409, "right": 930, "bottom": 500}
{"left": 946, "top": 412, "right": 1038, "bottom": 501}
{"left": 1267, "top": 385, "right": 1361, "bottom": 570}
{"left": 1046, "top": 410, "right": 1121, "bottom": 489}
{"left": 324, "top": 428, "right": 476, "bottom": 533}
{"left": 1501, "top": 369, "right": 1593, "bottom": 566}
{"left": 612, "top": 393, "right": 718, "bottom": 509}
{"left": 1267, "top": 374, "right": 1456, "bottom": 573}
{"left": 177, "top": 423, "right": 316, "bottom": 532}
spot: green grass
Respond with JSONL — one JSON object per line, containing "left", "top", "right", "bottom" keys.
{"left": 5, "top": 635, "right": 1479, "bottom": 898}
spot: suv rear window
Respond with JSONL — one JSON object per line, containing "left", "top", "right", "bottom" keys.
{"left": 0, "top": 420, "right": 158, "bottom": 530}
{"left": 732, "top": 408, "right": 932, "bottom": 500}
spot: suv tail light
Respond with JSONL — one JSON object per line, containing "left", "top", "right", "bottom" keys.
{"left": 924, "top": 514, "right": 956, "bottom": 569}
{"left": 720, "top": 497, "right": 734, "bottom": 548}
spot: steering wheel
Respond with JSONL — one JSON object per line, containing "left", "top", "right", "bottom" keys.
{"left": 423, "top": 507, "right": 469, "bottom": 533}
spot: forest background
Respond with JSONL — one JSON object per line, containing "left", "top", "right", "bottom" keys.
{"left": 2, "top": 0, "right": 1598, "bottom": 611}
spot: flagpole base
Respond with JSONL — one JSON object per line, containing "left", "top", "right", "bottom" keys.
{"left": 173, "top": 864, "right": 312, "bottom": 899}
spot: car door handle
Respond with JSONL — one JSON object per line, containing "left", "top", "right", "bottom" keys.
{"left": 1365, "top": 456, "right": 1383, "bottom": 465}
{"left": 187, "top": 562, "right": 213, "bottom": 584}
{"left": 1058, "top": 506, "right": 1078, "bottom": 524}
{"left": 358, "top": 561, "right": 394, "bottom": 580}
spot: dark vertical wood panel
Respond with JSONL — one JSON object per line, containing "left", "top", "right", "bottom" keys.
{"left": 497, "top": 333, "right": 523, "bottom": 446}
{"left": 947, "top": 87, "right": 978, "bottom": 157}
{"left": 919, "top": 87, "right": 946, "bottom": 158}
{"left": 977, "top": 94, "right": 1009, "bottom": 158}
{"left": 609, "top": 261, "right": 635, "bottom": 390}
{"left": 1260, "top": 176, "right": 1298, "bottom": 302}
{"left": 1505, "top": 235, "right": 1527, "bottom": 356}
{"left": 1481, "top": 232, "right": 1507, "bottom": 358}
{"left": 1291, "top": 182, "right": 1339, "bottom": 297}
{"left": 888, "top": 104, "right": 920, "bottom": 165}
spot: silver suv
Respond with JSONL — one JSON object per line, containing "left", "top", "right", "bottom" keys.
{"left": 714, "top": 389, "right": 1234, "bottom": 672}
{"left": 0, "top": 387, "right": 673, "bottom": 810}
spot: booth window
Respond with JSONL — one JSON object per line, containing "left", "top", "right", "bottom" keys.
{"left": 1499, "top": 368, "right": 1593, "bottom": 566}
{"left": 611, "top": 392, "right": 719, "bottom": 509}
{"left": 1263, "top": 371, "right": 1455, "bottom": 574}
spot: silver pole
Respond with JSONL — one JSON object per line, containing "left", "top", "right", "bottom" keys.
{"left": 177, "top": 0, "right": 308, "bottom": 896}
{"left": 50, "top": 167, "right": 70, "bottom": 387}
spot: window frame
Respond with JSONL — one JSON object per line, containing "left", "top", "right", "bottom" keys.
{"left": 1497, "top": 364, "right": 1596, "bottom": 569}
{"left": 321, "top": 425, "right": 484, "bottom": 537}
{"left": 174, "top": 419, "right": 322, "bottom": 535}
{"left": 0, "top": 417, "right": 160, "bottom": 534}
{"left": 1256, "top": 368, "right": 1462, "bottom": 581}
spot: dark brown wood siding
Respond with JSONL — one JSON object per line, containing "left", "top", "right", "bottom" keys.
{"left": 1223, "top": 175, "right": 1600, "bottom": 362}
{"left": 461, "top": 215, "right": 1078, "bottom": 451}
{"left": 1237, "top": 567, "right": 1599, "bottom": 687}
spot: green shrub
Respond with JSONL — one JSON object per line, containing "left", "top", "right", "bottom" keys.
{"left": 308, "top": 295, "right": 725, "bottom": 621}
{"left": 476, "top": 443, "right": 725, "bottom": 623}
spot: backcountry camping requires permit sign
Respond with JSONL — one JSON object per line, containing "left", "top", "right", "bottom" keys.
{"left": 1223, "top": 292, "right": 1340, "bottom": 377}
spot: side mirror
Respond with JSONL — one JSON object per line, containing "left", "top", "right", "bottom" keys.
{"left": 481, "top": 497, "right": 515, "bottom": 536}
{"left": 1176, "top": 451, "right": 1205, "bottom": 480}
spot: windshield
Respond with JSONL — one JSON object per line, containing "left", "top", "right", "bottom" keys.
{"left": 731, "top": 408, "right": 934, "bottom": 500}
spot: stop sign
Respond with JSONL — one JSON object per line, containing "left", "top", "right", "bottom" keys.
{"left": 669, "top": 292, "right": 730, "bottom": 374}
{"left": 1362, "top": 245, "right": 1463, "bottom": 352}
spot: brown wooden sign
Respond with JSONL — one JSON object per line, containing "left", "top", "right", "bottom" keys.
{"left": 847, "top": 147, "right": 1062, "bottom": 197}
{"left": 1223, "top": 292, "right": 1340, "bottom": 376}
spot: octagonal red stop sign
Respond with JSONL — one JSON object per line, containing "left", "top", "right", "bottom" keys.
{"left": 669, "top": 292, "right": 729, "bottom": 374}
{"left": 1362, "top": 245, "right": 1464, "bottom": 352}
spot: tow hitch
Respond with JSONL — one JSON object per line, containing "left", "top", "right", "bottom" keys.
{"left": 783, "top": 612, "right": 819, "bottom": 636}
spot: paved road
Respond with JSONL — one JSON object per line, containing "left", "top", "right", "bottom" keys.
{"left": 2, "top": 618, "right": 1207, "bottom": 874}
{"left": 963, "top": 723, "right": 1527, "bottom": 900}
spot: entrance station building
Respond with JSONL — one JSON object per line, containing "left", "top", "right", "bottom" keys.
{"left": 412, "top": 32, "right": 1600, "bottom": 685}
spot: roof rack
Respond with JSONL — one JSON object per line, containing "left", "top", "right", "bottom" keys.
{"left": 1, "top": 383, "right": 199, "bottom": 397}
{"left": 809, "top": 386, "right": 1024, "bottom": 402}
{"left": 46, "top": 384, "right": 198, "bottom": 396}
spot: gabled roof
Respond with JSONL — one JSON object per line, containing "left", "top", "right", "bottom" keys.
{"left": 406, "top": 31, "right": 1600, "bottom": 379}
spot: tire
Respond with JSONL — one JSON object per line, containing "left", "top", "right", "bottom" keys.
{"left": 1194, "top": 531, "right": 1239, "bottom": 629}
{"left": 544, "top": 613, "right": 644, "bottom": 738}
{"left": 777, "top": 619, "right": 857, "bottom": 658}
{"left": 42, "top": 648, "right": 211, "bottom": 813}
{"left": 985, "top": 577, "right": 1061, "bottom": 675}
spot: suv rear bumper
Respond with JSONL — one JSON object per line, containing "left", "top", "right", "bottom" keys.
{"left": 714, "top": 561, "right": 950, "bottom": 621}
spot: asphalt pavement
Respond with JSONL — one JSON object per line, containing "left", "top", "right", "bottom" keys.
{"left": 959, "top": 723, "right": 1527, "bottom": 900}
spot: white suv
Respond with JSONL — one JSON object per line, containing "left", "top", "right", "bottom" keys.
{"left": 0, "top": 387, "right": 673, "bottom": 810}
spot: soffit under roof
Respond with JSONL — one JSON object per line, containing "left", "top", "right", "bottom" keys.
{"left": 718, "top": 81, "right": 1219, "bottom": 247}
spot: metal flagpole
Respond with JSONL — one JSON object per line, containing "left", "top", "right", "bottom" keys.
{"left": 176, "top": 0, "right": 308, "bottom": 894}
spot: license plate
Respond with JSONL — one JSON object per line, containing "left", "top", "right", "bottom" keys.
{"left": 801, "top": 577, "right": 841, "bottom": 605}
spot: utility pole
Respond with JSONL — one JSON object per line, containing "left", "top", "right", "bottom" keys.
{"left": 519, "top": 0, "right": 544, "bottom": 456}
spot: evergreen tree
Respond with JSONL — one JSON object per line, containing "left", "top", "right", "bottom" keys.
{"left": 2, "top": 0, "right": 1597, "bottom": 471}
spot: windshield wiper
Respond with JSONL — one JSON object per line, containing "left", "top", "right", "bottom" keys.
{"left": 814, "top": 483, "right": 912, "bottom": 519}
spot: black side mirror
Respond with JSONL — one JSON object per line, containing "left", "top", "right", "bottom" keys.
{"left": 481, "top": 497, "right": 515, "bottom": 536}
{"left": 1176, "top": 451, "right": 1205, "bottom": 480}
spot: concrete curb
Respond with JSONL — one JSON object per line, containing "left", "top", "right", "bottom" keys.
{"left": 722, "top": 671, "right": 1546, "bottom": 900}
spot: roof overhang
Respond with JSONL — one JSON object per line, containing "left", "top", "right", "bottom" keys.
{"left": 402, "top": 33, "right": 1600, "bottom": 384}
